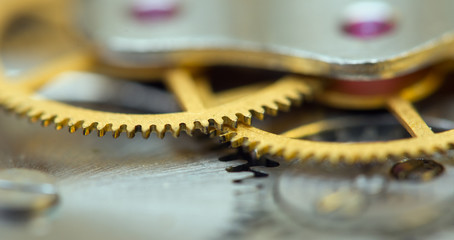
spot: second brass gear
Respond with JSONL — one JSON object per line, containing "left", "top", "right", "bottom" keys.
{"left": 221, "top": 66, "right": 453, "bottom": 164}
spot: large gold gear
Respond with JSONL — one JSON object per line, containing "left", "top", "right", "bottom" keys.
{"left": 220, "top": 65, "right": 454, "bottom": 164}
{"left": 1, "top": 66, "right": 316, "bottom": 139}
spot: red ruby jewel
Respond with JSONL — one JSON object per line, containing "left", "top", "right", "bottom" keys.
{"left": 343, "top": 20, "right": 394, "bottom": 39}
{"left": 131, "top": 0, "right": 180, "bottom": 21}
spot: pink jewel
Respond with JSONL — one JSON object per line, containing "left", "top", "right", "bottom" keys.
{"left": 342, "top": 1, "right": 395, "bottom": 39}
{"left": 131, "top": 0, "right": 180, "bottom": 21}
{"left": 343, "top": 21, "right": 394, "bottom": 39}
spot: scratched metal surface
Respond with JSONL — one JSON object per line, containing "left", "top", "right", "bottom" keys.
{"left": 0, "top": 110, "right": 253, "bottom": 240}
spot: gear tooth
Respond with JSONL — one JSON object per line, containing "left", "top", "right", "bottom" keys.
{"left": 55, "top": 119, "right": 69, "bottom": 131}
{"left": 338, "top": 155, "right": 351, "bottom": 164}
{"left": 82, "top": 128, "right": 91, "bottom": 136}
{"left": 82, "top": 122, "right": 92, "bottom": 129}
{"left": 41, "top": 116, "right": 56, "bottom": 127}
{"left": 112, "top": 130, "right": 121, "bottom": 139}
{"left": 39, "top": 113, "right": 52, "bottom": 121}
{"left": 172, "top": 128, "right": 181, "bottom": 138}
{"left": 263, "top": 105, "right": 278, "bottom": 116}
{"left": 200, "top": 119, "right": 210, "bottom": 127}
{"left": 220, "top": 132, "right": 236, "bottom": 142}
{"left": 82, "top": 127, "right": 92, "bottom": 136}
{"left": 246, "top": 141, "right": 259, "bottom": 152}
{"left": 198, "top": 120, "right": 210, "bottom": 133}
{"left": 68, "top": 121, "right": 83, "bottom": 133}
{"left": 150, "top": 125, "right": 158, "bottom": 136}
{"left": 385, "top": 153, "right": 398, "bottom": 162}
{"left": 285, "top": 150, "right": 301, "bottom": 161}
{"left": 346, "top": 154, "right": 359, "bottom": 164}
{"left": 297, "top": 152, "right": 314, "bottom": 162}
{"left": 369, "top": 156, "right": 380, "bottom": 164}
{"left": 417, "top": 149, "right": 430, "bottom": 159}
{"left": 28, "top": 112, "right": 43, "bottom": 123}
{"left": 127, "top": 130, "right": 136, "bottom": 139}
{"left": 54, "top": 116, "right": 65, "bottom": 124}
{"left": 250, "top": 109, "right": 265, "bottom": 120}
{"left": 208, "top": 119, "right": 220, "bottom": 129}
{"left": 402, "top": 152, "right": 412, "bottom": 159}
{"left": 141, "top": 126, "right": 152, "bottom": 139}
{"left": 275, "top": 99, "right": 291, "bottom": 112}
{"left": 157, "top": 131, "right": 165, "bottom": 139}
{"left": 222, "top": 116, "right": 236, "bottom": 128}
{"left": 272, "top": 147, "right": 285, "bottom": 157}
{"left": 154, "top": 124, "right": 166, "bottom": 139}
{"left": 193, "top": 121, "right": 207, "bottom": 134}
{"left": 95, "top": 124, "right": 106, "bottom": 137}
{"left": 187, "top": 122, "right": 197, "bottom": 133}
{"left": 97, "top": 129, "right": 105, "bottom": 137}
{"left": 324, "top": 155, "right": 338, "bottom": 165}
{"left": 16, "top": 107, "right": 31, "bottom": 117}
{"left": 100, "top": 124, "right": 113, "bottom": 137}
{"left": 312, "top": 152, "right": 326, "bottom": 163}
{"left": 109, "top": 124, "right": 120, "bottom": 132}
{"left": 236, "top": 113, "right": 251, "bottom": 125}
{"left": 256, "top": 143, "right": 271, "bottom": 157}
{"left": 112, "top": 124, "right": 128, "bottom": 139}
{"left": 131, "top": 125, "right": 142, "bottom": 138}
{"left": 26, "top": 107, "right": 41, "bottom": 116}
{"left": 178, "top": 123, "right": 192, "bottom": 136}
{"left": 9, "top": 107, "right": 21, "bottom": 115}
{"left": 1, "top": 99, "right": 14, "bottom": 110}
{"left": 208, "top": 128, "right": 221, "bottom": 137}
{"left": 447, "top": 143, "right": 454, "bottom": 155}
{"left": 288, "top": 96, "right": 302, "bottom": 107}
{"left": 164, "top": 124, "right": 176, "bottom": 138}
{"left": 113, "top": 130, "right": 121, "bottom": 139}
{"left": 433, "top": 146, "right": 448, "bottom": 157}
{"left": 230, "top": 135, "right": 246, "bottom": 148}
{"left": 286, "top": 90, "right": 302, "bottom": 100}
{"left": 82, "top": 123, "right": 98, "bottom": 136}
{"left": 340, "top": 156, "right": 353, "bottom": 164}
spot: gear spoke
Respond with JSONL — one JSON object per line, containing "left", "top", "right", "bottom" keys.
{"left": 192, "top": 78, "right": 213, "bottom": 107}
{"left": 164, "top": 69, "right": 206, "bottom": 112}
{"left": 386, "top": 97, "right": 434, "bottom": 137}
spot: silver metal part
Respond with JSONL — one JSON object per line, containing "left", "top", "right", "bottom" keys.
{"left": 276, "top": 164, "right": 454, "bottom": 233}
{"left": 78, "top": 0, "right": 454, "bottom": 80}
{"left": 0, "top": 168, "right": 58, "bottom": 216}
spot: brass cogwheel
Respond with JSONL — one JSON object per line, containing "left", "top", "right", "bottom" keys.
{"left": 220, "top": 65, "right": 454, "bottom": 164}
{"left": 0, "top": 64, "right": 316, "bottom": 138}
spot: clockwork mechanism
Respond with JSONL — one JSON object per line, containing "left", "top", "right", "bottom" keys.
{"left": 3, "top": 0, "right": 454, "bottom": 240}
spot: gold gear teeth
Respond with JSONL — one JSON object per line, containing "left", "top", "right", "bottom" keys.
{"left": 222, "top": 124, "right": 454, "bottom": 165}
{"left": 221, "top": 66, "right": 453, "bottom": 164}
{"left": 0, "top": 67, "right": 317, "bottom": 139}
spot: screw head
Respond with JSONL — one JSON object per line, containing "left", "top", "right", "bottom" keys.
{"left": 390, "top": 159, "right": 445, "bottom": 182}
